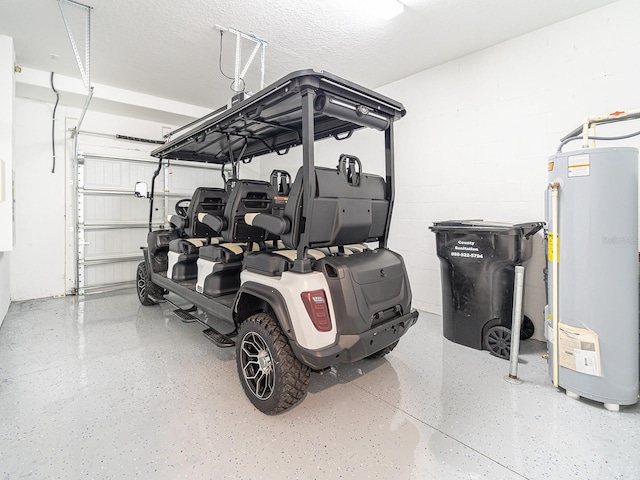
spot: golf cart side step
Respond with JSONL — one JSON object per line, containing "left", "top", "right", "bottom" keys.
{"left": 202, "top": 327, "right": 236, "bottom": 348}
{"left": 148, "top": 293, "right": 165, "bottom": 303}
{"left": 173, "top": 308, "right": 197, "bottom": 323}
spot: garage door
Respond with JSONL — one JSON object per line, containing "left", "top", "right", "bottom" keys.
{"left": 72, "top": 128, "right": 224, "bottom": 295}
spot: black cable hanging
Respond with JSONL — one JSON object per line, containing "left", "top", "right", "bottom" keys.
{"left": 50, "top": 72, "right": 60, "bottom": 173}
{"left": 218, "top": 30, "right": 245, "bottom": 93}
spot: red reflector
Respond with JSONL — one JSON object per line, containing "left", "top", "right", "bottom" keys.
{"left": 300, "top": 289, "right": 332, "bottom": 332}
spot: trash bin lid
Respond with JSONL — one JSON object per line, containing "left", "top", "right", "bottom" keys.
{"left": 430, "top": 220, "right": 544, "bottom": 237}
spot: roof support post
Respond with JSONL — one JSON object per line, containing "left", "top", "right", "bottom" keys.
{"left": 382, "top": 123, "right": 395, "bottom": 248}
{"left": 148, "top": 157, "right": 164, "bottom": 232}
{"left": 293, "top": 87, "right": 317, "bottom": 273}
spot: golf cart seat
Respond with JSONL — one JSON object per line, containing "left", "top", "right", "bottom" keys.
{"left": 244, "top": 162, "right": 388, "bottom": 276}
{"left": 195, "top": 180, "right": 277, "bottom": 295}
{"left": 167, "top": 187, "right": 228, "bottom": 281}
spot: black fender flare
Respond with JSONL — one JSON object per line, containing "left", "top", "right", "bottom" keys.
{"left": 234, "top": 281, "right": 295, "bottom": 340}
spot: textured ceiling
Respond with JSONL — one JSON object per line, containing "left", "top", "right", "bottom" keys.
{"left": 0, "top": 0, "right": 621, "bottom": 110}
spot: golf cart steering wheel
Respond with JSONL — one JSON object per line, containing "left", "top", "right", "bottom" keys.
{"left": 175, "top": 198, "right": 190, "bottom": 217}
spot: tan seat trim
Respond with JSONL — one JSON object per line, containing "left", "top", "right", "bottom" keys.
{"left": 218, "top": 243, "right": 245, "bottom": 255}
{"left": 244, "top": 212, "right": 259, "bottom": 226}
{"left": 186, "top": 238, "right": 206, "bottom": 247}
{"left": 273, "top": 249, "right": 326, "bottom": 261}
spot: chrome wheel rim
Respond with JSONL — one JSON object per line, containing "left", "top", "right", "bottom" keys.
{"left": 240, "top": 331, "right": 275, "bottom": 400}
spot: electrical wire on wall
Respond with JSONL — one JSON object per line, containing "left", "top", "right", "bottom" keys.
{"left": 218, "top": 30, "right": 245, "bottom": 93}
{"left": 50, "top": 72, "right": 60, "bottom": 173}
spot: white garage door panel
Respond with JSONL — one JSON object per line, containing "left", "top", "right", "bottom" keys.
{"left": 73, "top": 130, "right": 223, "bottom": 295}
{"left": 84, "top": 261, "right": 139, "bottom": 290}
{"left": 166, "top": 164, "right": 225, "bottom": 191}
{"left": 84, "top": 228, "right": 148, "bottom": 259}
{"left": 83, "top": 195, "right": 151, "bottom": 224}
{"left": 84, "top": 156, "right": 158, "bottom": 190}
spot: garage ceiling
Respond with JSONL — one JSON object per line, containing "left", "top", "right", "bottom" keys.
{"left": 0, "top": 0, "right": 621, "bottom": 110}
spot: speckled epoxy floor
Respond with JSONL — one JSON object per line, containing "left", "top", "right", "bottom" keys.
{"left": 0, "top": 291, "right": 638, "bottom": 479}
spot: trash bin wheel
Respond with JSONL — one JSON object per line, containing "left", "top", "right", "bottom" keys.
{"left": 520, "top": 316, "right": 535, "bottom": 340}
{"left": 484, "top": 325, "right": 511, "bottom": 360}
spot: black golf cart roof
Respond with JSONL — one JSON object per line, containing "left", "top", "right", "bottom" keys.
{"left": 151, "top": 69, "right": 406, "bottom": 164}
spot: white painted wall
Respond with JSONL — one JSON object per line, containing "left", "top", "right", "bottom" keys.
{"left": 0, "top": 252, "right": 9, "bottom": 325}
{"left": 10, "top": 98, "right": 188, "bottom": 300}
{"left": 248, "top": 127, "right": 384, "bottom": 182}
{"left": 0, "top": 35, "right": 15, "bottom": 325}
{"left": 11, "top": 98, "right": 67, "bottom": 300}
{"left": 376, "top": 0, "right": 640, "bottom": 339}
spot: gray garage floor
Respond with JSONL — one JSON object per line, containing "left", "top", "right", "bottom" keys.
{"left": 1, "top": 291, "right": 639, "bottom": 479}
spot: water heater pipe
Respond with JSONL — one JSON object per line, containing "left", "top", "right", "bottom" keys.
{"left": 582, "top": 109, "right": 640, "bottom": 148}
{"left": 550, "top": 181, "right": 560, "bottom": 387}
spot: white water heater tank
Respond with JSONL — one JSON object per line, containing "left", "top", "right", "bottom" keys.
{"left": 546, "top": 146, "right": 639, "bottom": 408}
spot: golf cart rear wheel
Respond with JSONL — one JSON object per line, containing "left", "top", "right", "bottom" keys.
{"left": 136, "top": 261, "right": 158, "bottom": 306}
{"left": 236, "top": 313, "right": 310, "bottom": 415}
{"left": 365, "top": 340, "right": 399, "bottom": 359}
{"left": 484, "top": 325, "right": 511, "bottom": 360}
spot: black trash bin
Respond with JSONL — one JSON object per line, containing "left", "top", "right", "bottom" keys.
{"left": 430, "top": 220, "right": 544, "bottom": 359}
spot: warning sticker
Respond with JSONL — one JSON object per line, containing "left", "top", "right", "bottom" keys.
{"left": 547, "top": 232, "right": 559, "bottom": 263}
{"left": 568, "top": 153, "right": 590, "bottom": 177}
{"left": 558, "top": 323, "right": 602, "bottom": 377}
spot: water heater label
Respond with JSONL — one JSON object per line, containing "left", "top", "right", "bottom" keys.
{"left": 568, "top": 154, "right": 590, "bottom": 177}
{"left": 558, "top": 323, "right": 602, "bottom": 377}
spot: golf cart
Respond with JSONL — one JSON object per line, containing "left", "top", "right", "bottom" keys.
{"left": 135, "top": 69, "right": 419, "bottom": 414}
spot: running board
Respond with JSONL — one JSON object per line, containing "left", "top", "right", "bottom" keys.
{"left": 173, "top": 308, "right": 197, "bottom": 323}
{"left": 172, "top": 306, "right": 236, "bottom": 347}
{"left": 148, "top": 293, "right": 165, "bottom": 304}
{"left": 202, "top": 327, "right": 236, "bottom": 348}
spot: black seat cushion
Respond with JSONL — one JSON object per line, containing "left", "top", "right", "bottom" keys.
{"left": 169, "top": 238, "right": 207, "bottom": 255}
{"left": 243, "top": 252, "right": 292, "bottom": 277}
{"left": 199, "top": 244, "right": 245, "bottom": 263}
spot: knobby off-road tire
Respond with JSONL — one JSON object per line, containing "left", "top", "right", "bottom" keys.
{"left": 365, "top": 340, "right": 399, "bottom": 360}
{"left": 136, "top": 261, "right": 159, "bottom": 306}
{"left": 236, "top": 313, "right": 310, "bottom": 414}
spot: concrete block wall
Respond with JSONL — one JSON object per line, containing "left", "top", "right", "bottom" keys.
{"left": 378, "top": 0, "right": 640, "bottom": 338}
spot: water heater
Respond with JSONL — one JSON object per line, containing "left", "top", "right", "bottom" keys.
{"left": 546, "top": 146, "right": 639, "bottom": 410}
